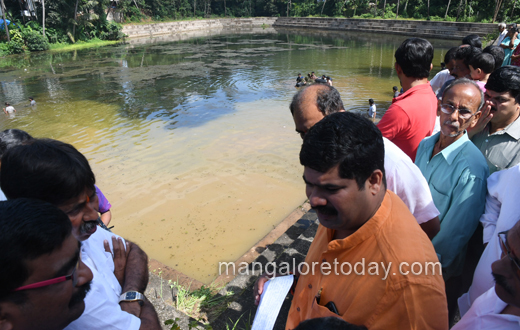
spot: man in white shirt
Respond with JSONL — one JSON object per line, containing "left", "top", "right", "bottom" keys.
{"left": 495, "top": 23, "right": 508, "bottom": 46}
{"left": 368, "top": 98, "right": 376, "bottom": 121}
{"left": 3, "top": 102, "right": 16, "bottom": 115}
{"left": 430, "top": 47, "right": 458, "bottom": 95}
{"left": 452, "top": 219, "right": 520, "bottom": 329}
{"left": 0, "top": 139, "right": 162, "bottom": 330}
{"left": 290, "top": 84, "right": 441, "bottom": 239}
{"left": 458, "top": 163, "right": 520, "bottom": 315}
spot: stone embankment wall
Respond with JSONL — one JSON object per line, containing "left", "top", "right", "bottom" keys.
{"left": 122, "top": 17, "right": 277, "bottom": 39}
{"left": 123, "top": 17, "right": 497, "bottom": 41}
{"left": 273, "top": 17, "right": 496, "bottom": 40}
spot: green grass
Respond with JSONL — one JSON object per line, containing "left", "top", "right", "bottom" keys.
{"left": 48, "top": 39, "right": 123, "bottom": 52}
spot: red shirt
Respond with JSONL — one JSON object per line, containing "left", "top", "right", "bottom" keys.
{"left": 377, "top": 83, "right": 437, "bottom": 161}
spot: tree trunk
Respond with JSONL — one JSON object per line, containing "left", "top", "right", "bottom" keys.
{"left": 463, "top": 0, "right": 467, "bottom": 18}
{"left": 0, "top": 0, "right": 9, "bottom": 41}
{"left": 404, "top": 0, "right": 408, "bottom": 13}
{"left": 455, "top": 0, "right": 463, "bottom": 21}
{"left": 320, "top": 0, "right": 326, "bottom": 15}
{"left": 194, "top": 0, "right": 196, "bottom": 16}
{"left": 445, "top": 0, "right": 451, "bottom": 18}
{"left": 493, "top": 0, "right": 504, "bottom": 23}
{"left": 339, "top": 0, "right": 348, "bottom": 15}
{"left": 72, "top": 0, "right": 79, "bottom": 42}
{"left": 42, "top": 0, "right": 45, "bottom": 38}
{"left": 382, "top": 0, "right": 386, "bottom": 13}
{"left": 395, "top": 0, "right": 400, "bottom": 18}
{"left": 224, "top": 0, "right": 226, "bottom": 16}
{"left": 427, "top": 0, "right": 430, "bottom": 19}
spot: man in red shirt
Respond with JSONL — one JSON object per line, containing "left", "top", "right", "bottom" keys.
{"left": 377, "top": 38, "right": 437, "bottom": 161}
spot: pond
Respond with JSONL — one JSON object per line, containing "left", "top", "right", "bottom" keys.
{"left": 0, "top": 27, "right": 454, "bottom": 284}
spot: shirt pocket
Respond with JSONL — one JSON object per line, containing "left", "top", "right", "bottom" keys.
{"left": 430, "top": 183, "right": 450, "bottom": 220}
{"left": 309, "top": 296, "right": 343, "bottom": 319}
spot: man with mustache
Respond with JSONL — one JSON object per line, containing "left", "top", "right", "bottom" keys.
{"left": 470, "top": 66, "right": 520, "bottom": 174}
{"left": 285, "top": 112, "right": 448, "bottom": 329}
{"left": 415, "top": 78, "right": 489, "bottom": 320}
{"left": 0, "top": 139, "right": 162, "bottom": 330}
{"left": 451, "top": 220, "right": 520, "bottom": 329}
{"left": 289, "top": 84, "right": 440, "bottom": 239}
{"left": 0, "top": 198, "right": 93, "bottom": 330}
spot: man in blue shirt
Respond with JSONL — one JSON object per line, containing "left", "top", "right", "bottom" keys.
{"left": 415, "top": 78, "right": 489, "bottom": 323}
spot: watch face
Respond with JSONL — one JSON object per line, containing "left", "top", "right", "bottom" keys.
{"left": 126, "top": 292, "right": 137, "bottom": 299}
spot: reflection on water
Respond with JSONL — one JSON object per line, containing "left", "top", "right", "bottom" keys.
{"left": 0, "top": 29, "right": 453, "bottom": 283}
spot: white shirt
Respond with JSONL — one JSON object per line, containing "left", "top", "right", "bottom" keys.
{"left": 5, "top": 106, "right": 15, "bottom": 114}
{"left": 497, "top": 29, "right": 509, "bottom": 46}
{"left": 430, "top": 69, "right": 454, "bottom": 96}
{"left": 0, "top": 189, "right": 6, "bottom": 201}
{"left": 458, "top": 164, "right": 520, "bottom": 316}
{"left": 453, "top": 287, "right": 520, "bottom": 330}
{"left": 369, "top": 104, "right": 376, "bottom": 117}
{"left": 384, "top": 137, "right": 440, "bottom": 224}
{"left": 65, "top": 228, "right": 141, "bottom": 330}
{"left": 432, "top": 116, "right": 441, "bottom": 136}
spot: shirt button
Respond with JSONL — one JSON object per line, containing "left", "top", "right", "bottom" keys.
{"left": 297, "top": 307, "right": 300, "bottom": 311}
{"left": 308, "top": 284, "right": 312, "bottom": 288}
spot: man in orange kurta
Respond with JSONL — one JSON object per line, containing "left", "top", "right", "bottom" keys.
{"left": 286, "top": 112, "right": 448, "bottom": 330}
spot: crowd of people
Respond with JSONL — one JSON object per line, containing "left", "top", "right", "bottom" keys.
{"left": 2, "top": 24, "right": 520, "bottom": 330}
{"left": 296, "top": 72, "right": 333, "bottom": 87}
{"left": 257, "top": 29, "right": 520, "bottom": 330}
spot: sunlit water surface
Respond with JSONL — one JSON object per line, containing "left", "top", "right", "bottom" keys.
{"left": 0, "top": 28, "right": 454, "bottom": 283}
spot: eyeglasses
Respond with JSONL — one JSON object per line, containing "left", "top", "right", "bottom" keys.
{"left": 13, "top": 254, "right": 81, "bottom": 292}
{"left": 440, "top": 104, "right": 478, "bottom": 120}
{"left": 498, "top": 230, "right": 520, "bottom": 274}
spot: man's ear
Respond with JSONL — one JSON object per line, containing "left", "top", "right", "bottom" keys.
{"left": 394, "top": 62, "right": 402, "bottom": 74}
{"left": 430, "top": 63, "right": 433, "bottom": 72}
{"left": 366, "top": 169, "right": 384, "bottom": 195}
{"left": 437, "top": 99, "right": 442, "bottom": 116}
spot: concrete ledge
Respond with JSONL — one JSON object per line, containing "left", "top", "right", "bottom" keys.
{"left": 122, "top": 17, "right": 277, "bottom": 39}
{"left": 273, "top": 17, "right": 496, "bottom": 40}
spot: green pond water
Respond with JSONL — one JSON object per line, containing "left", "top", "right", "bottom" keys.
{"left": 0, "top": 28, "right": 454, "bottom": 283}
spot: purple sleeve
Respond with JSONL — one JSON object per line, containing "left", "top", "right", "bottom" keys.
{"left": 95, "top": 185, "right": 112, "bottom": 214}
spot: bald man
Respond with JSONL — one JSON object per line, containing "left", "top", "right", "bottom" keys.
{"left": 290, "top": 84, "right": 440, "bottom": 239}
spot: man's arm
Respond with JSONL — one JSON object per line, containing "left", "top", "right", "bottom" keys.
{"left": 101, "top": 210, "right": 112, "bottom": 226}
{"left": 138, "top": 297, "right": 162, "bottom": 330}
{"left": 431, "top": 172, "right": 487, "bottom": 274}
{"left": 420, "top": 216, "right": 440, "bottom": 240}
{"left": 119, "top": 241, "right": 149, "bottom": 317}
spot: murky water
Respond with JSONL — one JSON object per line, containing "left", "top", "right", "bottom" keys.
{"left": 0, "top": 28, "right": 454, "bottom": 283}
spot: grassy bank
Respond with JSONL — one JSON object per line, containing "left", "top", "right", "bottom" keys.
{"left": 49, "top": 39, "right": 124, "bottom": 52}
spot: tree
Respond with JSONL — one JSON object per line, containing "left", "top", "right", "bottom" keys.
{"left": 395, "top": 0, "right": 399, "bottom": 18}
{"left": 493, "top": 0, "right": 504, "bottom": 22}
{"left": 42, "top": 0, "right": 45, "bottom": 38}
{"left": 445, "top": 0, "right": 451, "bottom": 18}
{"left": 0, "top": 0, "right": 9, "bottom": 41}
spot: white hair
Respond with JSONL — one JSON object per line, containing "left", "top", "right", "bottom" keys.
{"left": 499, "top": 22, "right": 507, "bottom": 29}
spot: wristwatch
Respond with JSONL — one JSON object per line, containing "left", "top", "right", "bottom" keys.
{"left": 119, "top": 291, "right": 144, "bottom": 306}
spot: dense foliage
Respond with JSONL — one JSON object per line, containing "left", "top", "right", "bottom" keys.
{"left": 0, "top": 0, "right": 518, "bottom": 56}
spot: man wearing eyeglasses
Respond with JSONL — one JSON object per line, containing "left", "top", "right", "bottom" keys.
{"left": 452, "top": 222, "right": 520, "bottom": 329}
{"left": 415, "top": 78, "right": 489, "bottom": 321}
{"left": 0, "top": 198, "right": 93, "bottom": 330}
{"left": 469, "top": 66, "right": 520, "bottom": 174}
{"left": 0, "top": 139, "right": 162, "bottom": 330}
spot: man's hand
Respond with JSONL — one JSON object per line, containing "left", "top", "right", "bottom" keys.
{"left": 468, "top": 100, "right": 493, "bottom": 139}
{"left": 253, "top": 273, "right": 273, "bottom": 306}
{"left": 104, "top": 236, "right": 130, "bottom": 287}
{"left": 119, "top": 301, "right": 141, "bottom": 318}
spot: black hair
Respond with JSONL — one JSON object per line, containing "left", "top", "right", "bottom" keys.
{"left": 294, "top": 317, "right": 368, "bottom": 330}
{"left": 483, "top": 45, "right": 505, "bottom": 71}
{"left": 443, "top": 78, "right": 485, "bottom": 112}
{"left": 469, "top": 53, "right": 495, "bottom": 74}
{"left": 290, "top": 84, "right": 344, "bottom": 116}
{"left": 394, "top": 38, "right": 434, "bottom": 79}
{"left": 456, "top": 46, "right": 482, "bottom": 68}
{"left": 4, "top": 102, "right": 9, "bottom": 106}
{"left": 444, "top": 46, "right": 459, "bottom": 64}
{"left": 462, "top": 34, "right": 482, "bottom": 49}
{"left": 1, "top": 138, "right": 96, "bottom": 206}
{"left": 485, "top": 66, "right": 520, "bottom": 104}
{"left": 0, "top": 129, "right": 33, "bottom": 158}
{"left": 368, "top": 98, "right": 374, "bottom": 104}
{"left": 300, "top": 112, "right": 385, "bottom": 189}
{"left": 392, "top": 86, "right": 398, "bottom": 91}
{"left": 0, "top": 198, "right": 72, "bottom": 303}
{"left": 29, "top": 97, "right": 33, "bottom": 100}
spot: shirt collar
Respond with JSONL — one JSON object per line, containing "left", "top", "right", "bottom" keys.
{"left": 392, "top": 82, "right": 432, "bottom": 103}
{"left": 502, "top": 115, "right": 520, "bottom": 140}
{"left": 426, "top": 131, "right": 470, "bottom": 165}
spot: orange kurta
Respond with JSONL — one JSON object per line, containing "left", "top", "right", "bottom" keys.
{"left": 286, "top": 191, "right": 448, "bottom": 330}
